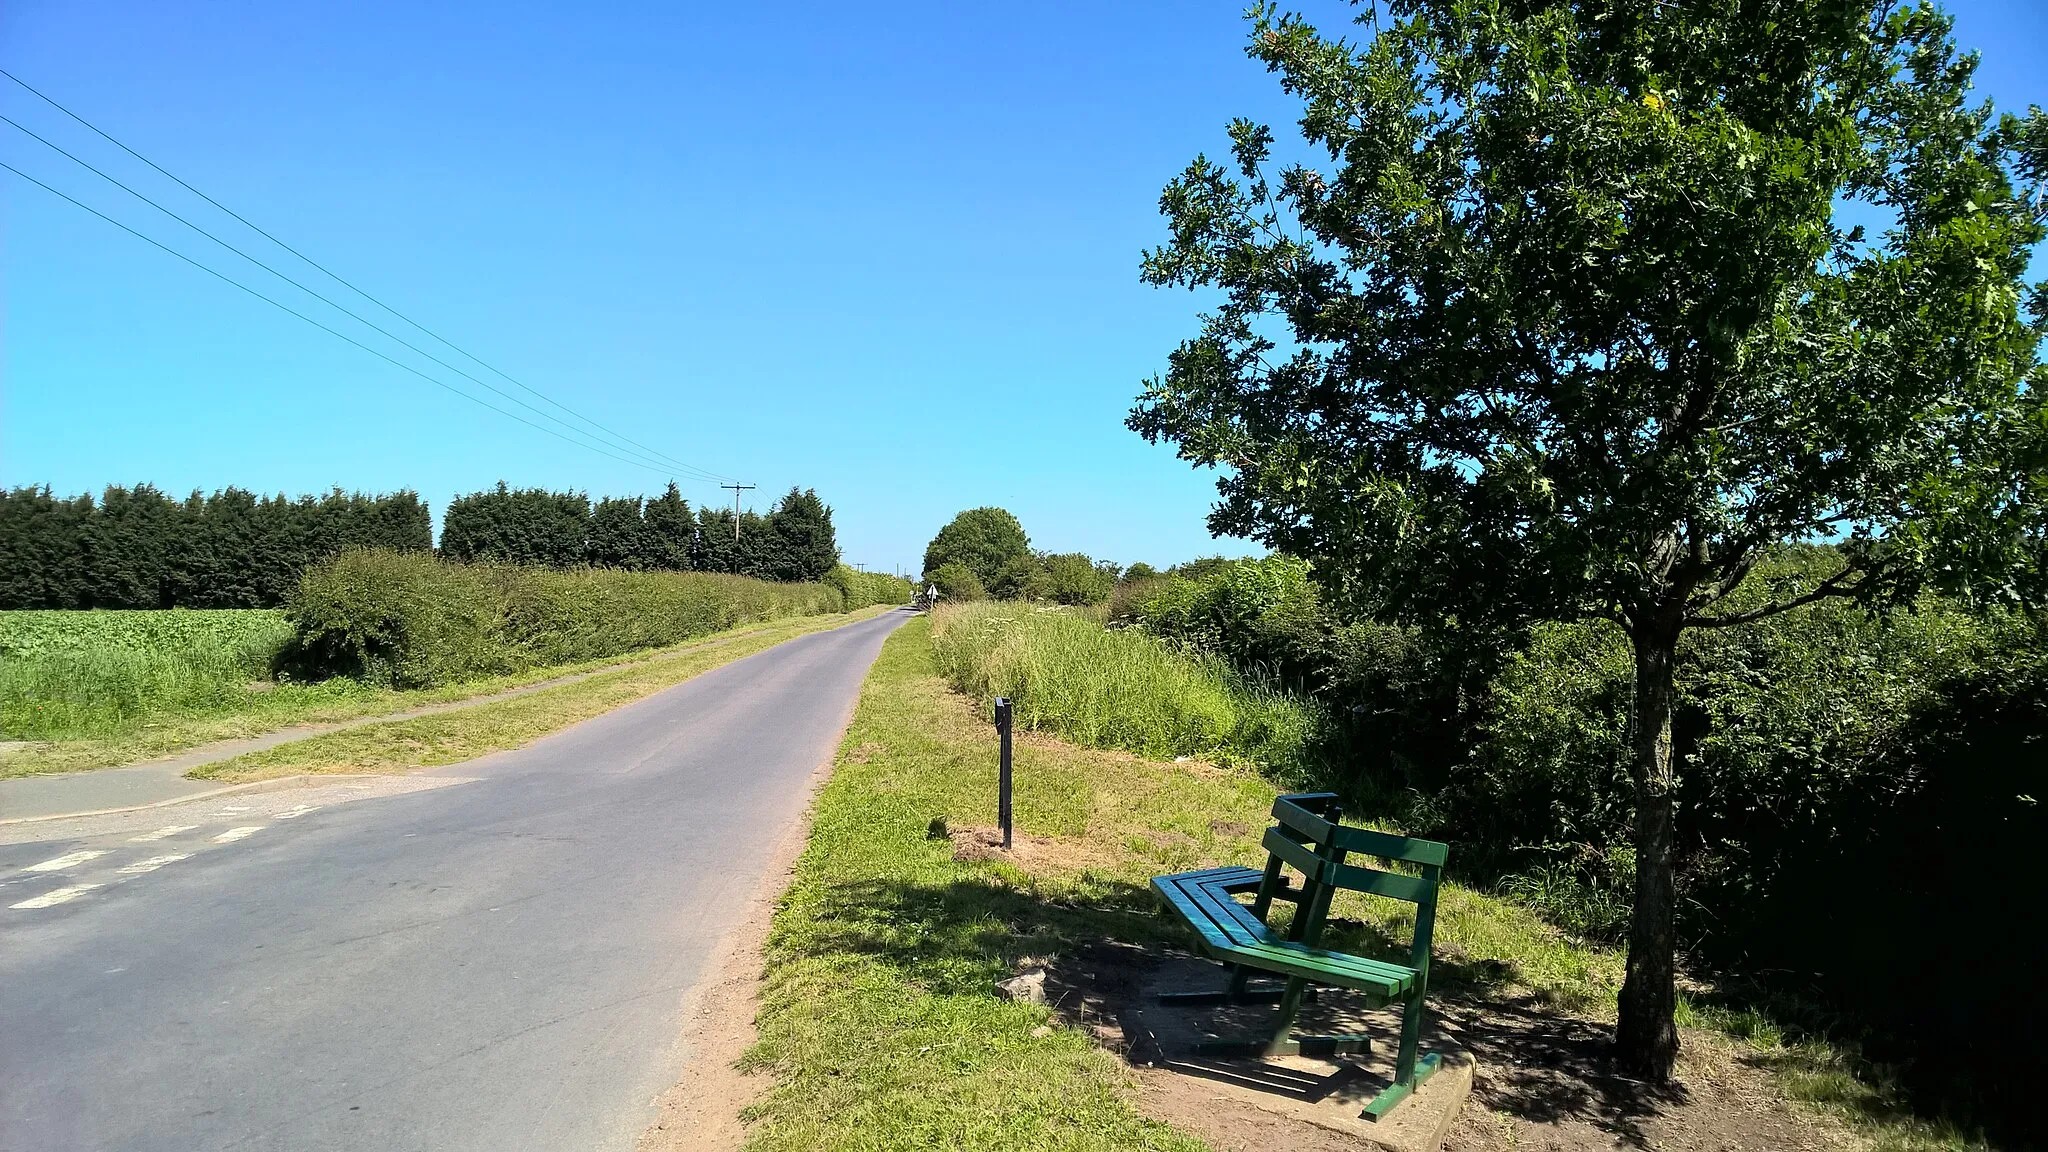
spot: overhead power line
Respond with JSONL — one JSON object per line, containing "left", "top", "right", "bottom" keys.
{"left": 1, "top": 114, "right": 722, "bottom": 483}
{"left": 1, "top": 66, "right": 737, "bottom": 485}
{"left": 1, "top": 159, "right": 693, "bottom": 480}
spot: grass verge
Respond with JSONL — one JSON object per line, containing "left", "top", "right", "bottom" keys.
{"left": 750, "top": 618, "right": 1976, "bottom": 1152}
{"left": 188, "top": 609, "right": 892, "bottom": 783}
{"left": 744, "top": 619, "right": 1611, "bottom": 1150}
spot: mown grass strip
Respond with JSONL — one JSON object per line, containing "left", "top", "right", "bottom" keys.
{"left": 746, "top": 620, "right": 1607, "bottom": 1149}
{"left": 743, "top": 619, "right": 1208, "bottom": 1151}
{"left": 751, "top": 618, "right": 1971, "bottom": 1152}
{"left": 191, "top": 609, "right": 892, "bottom": 782}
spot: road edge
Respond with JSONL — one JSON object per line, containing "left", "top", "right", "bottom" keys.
{"left": 635, "top": 613, "right": 901, "bottom": 1151}
{"left": 1, "top": 608, "right": 897, "bottom": 826}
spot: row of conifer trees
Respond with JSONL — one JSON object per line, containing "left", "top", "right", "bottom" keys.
{"left": 0, "top": 481, "right": 841, "bottom": 609}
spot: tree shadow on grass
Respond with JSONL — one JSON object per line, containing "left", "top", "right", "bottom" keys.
{"left": 803, "top": 869, "right": 1697, "bottom": 1148}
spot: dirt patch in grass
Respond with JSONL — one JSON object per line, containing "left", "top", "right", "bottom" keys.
{"left": 1438, "top": 998, "right": 1847, "bottom": 1151}
{"left": 1026, "top": 941, "right": 1848, "bottom": 1152}
{"left": 945, "top": 824, "right": 1124, "bottom": 874}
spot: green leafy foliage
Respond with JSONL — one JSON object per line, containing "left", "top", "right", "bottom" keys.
{"left": 1135, "top": 0, "right": 2048, "bottom": 1078}
{"left": 926, "top": 561, "right": 986, "bottom": 602}
{"left": 825, "top": 564, "right": 914, "bottom": 611}
{"left": 0, "top": 609, "right": 295, "bottom": 739}
{"left": 439, "top": 483, "right": 593, "bottom": 567}
{"left": 282, "top": 549, "right": 843, "bottom": 687}
{"left": 641, "top": 483, "right": 696, "bottom": 570}
{"left": 585, "top": 495, "right": 653, "bottom": 569}
{"left": 1116, "top": 556, "right": 1466, "bottom": 799}
{"left": 922, "top": 508, "right": 1031, "bottom": 590}
{"left": 0, "top": 484, "right": 432, "bottom": 609}
{"left": 691, "top": 488, "right": 842, "bottom": 581}
{"left": 1017, "top": 553, "right": 1119, "bottom": 605}
{"left": 755, "top": 487, "right": 842, "bottom": 582}
{"left": 1117, "top": 552, "right": 2046, "bottom": 1139}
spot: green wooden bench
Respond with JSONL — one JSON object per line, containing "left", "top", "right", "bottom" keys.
{"left": 1151, "top": 792, "right": 1449, "bottom": 1120}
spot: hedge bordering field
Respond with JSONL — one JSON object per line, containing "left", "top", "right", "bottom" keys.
{"left": 283, "top": 549, "right": 845, "bottom": 687}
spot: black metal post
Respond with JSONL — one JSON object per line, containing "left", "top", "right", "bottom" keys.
{"left": 994, "top": 696, "right": 1013, "bottom": 850}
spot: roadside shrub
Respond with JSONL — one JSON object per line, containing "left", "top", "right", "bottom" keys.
{"left": 283, "top": 549, "right": 842, "bottom": 687}
{"left": 824, "top": 565, "right": 914, "bottom": 611}
{"left": 927, "top": 561, "right": 986, "bottom": 602}
{"left": 1019, "top": 553, "right": 1117, "bottom": 605}
{"left": 988, "top": 553, "right": 1043, "bottom": 600}
{"left": 929, "top": 602, "right": 1326, "bottom": 781}
{"left": 1116, "top": 556, "right": 1467, "bottom": 799}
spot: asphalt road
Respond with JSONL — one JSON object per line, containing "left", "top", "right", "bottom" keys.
{"left": 0, "top": 608, "right": 909, "bottom": 1152}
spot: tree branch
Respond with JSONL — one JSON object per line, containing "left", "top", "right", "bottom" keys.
{"left": 1686, "top": 566, "right": 1865, "bottom": 628}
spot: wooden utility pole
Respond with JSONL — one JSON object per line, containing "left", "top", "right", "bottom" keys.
{"left": 719, "top": 483, "right": 755, "bottom": 541}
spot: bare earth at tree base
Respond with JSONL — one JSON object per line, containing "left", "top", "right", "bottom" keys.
{"left": 1028, "top": 942, "right": 1845, "bottom": 1152}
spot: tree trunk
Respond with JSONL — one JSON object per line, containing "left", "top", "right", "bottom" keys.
{"left": 1616, "top": 624, "right": 1681, "bottom": 1081}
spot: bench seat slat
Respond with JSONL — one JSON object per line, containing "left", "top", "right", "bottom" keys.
{"left": 1153, "top": 874, "right": 1240, "bottom": 946}
{"left": 1179, "top": 889, "right": 1417, "bottom": 988}
{"left": 1153, "top": 871, "right": 1417, "bottom": 998}
{"left": 1173, "top": 876, "right": 1417, "bottom": 987}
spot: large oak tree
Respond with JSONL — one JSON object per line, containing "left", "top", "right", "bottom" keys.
{"left": 1134, "top": 0, "right": 2046, "bottom": 1078}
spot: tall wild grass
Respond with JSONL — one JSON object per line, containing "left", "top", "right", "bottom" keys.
{"left": 928, "top": 601, "right": 1327, "bottom": 781}
{"left": 0, "top": 610, "right": 294, "bottom": 739}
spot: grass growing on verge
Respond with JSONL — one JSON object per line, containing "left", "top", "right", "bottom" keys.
{"left": 757, "top": 617, "right": 1977, "bottom": 1152}
{"left": 929, "top": 602, "right": 1325, "bottom": 783}
{"left": 191, "top": 609, "right": 892, "bottom": 782}
{"left": 745, "top": 619, "right": 1615, "bottom": 1151}
{"left": 0, "top": 609, "right": 297, "bottom": 740}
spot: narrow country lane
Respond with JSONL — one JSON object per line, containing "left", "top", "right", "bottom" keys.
{"left": 0, "top": 609, "right": 910, "bottom": 1152}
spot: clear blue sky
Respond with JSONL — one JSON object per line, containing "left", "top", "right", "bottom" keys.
{"left": 5, "top": 2, "right": 2044, "bottom": 576}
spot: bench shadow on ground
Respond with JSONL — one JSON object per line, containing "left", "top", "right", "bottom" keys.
{"left": 807, "top": 871, "right": 1691, "bottom": 1149}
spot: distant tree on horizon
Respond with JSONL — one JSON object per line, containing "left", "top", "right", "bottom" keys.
{"left": 923, "top": 508, "right": 1031, "bottom": 589}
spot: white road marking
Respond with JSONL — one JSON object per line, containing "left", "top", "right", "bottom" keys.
{"left": 130, "top": 825, "right": 198, "bottom": 842}
{"left": 23, "top": 850, "right": 106, "bottom": 872}
{"left": 212, "top": 826, "right": 264, "bottom": 844}
{"left": 118, "top": 854, "right": 191, "bottom": 874}
{"left": 216, "top": 806, "right": 252, "bottom": 813}
{"left": 274, "top": 805, "right": 321, "bottom": 820}
{"left": 11, "top": 884, "right": 100, "bottom": 909}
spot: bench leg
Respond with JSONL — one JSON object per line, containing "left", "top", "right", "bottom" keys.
{"left": 1193, "top": 1033, "right": 1373, "bottom": 1059}
{"left": 1361, "top": 995, "right": 1438, "bottom": 1120}
{"left": 1226, "top": 962, "right": 1254, "bottom": 1001}
{"left": 1187, "top": 974, "right": 1369, "bottom": 1059}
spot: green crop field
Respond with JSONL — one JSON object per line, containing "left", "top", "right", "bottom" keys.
{"left": 0, "top": 609, "right": 296, "bottom": 741}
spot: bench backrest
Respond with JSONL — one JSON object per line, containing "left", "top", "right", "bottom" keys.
{"left": 1257, "top": 792, "right": 1448, "bottom": 980}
